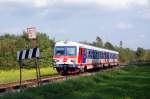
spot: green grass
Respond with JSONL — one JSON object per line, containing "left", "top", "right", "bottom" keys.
{"left": 0, "top": 67, "right": 57, "bottom": 84}
{"left": 1, "top": 64, "right": 150, "bottom": 99}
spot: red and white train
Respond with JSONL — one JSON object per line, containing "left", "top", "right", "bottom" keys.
{"left": 53, "top": 41, "right": 119, "bottom": 74}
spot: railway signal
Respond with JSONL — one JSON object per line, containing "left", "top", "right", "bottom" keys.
{"left": 17, "top": 48, "right": 41, "bottom": 91}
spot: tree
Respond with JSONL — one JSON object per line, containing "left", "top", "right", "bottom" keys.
{"left": 144, "top": 50, "right": 150, "bottom": 61}
{"left": 116, "top": 47, "right": 136, "bottom": 63}
{"left": 91, "top": 36, "right": 103, "bottom": 48}
{"left": 0, "top": 32, "right": 55, "bottom": 70}
{"left": 104, "top": 42, "right": 114, "bottom": 50}
{"left": 136, "top": 47, "right": 146, "bottom": 60}
{"left": 96, "top": 36, "right": 103, "bottom": 47}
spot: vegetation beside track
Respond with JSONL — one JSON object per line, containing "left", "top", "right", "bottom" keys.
{"left": 0, "top": 67, "right": 57, "bottom": 84}
{"left": 1, "top": 33, "right": 150, "bottom": 70}
{"left": 1, "top": 64, "right": 150, "bottom": 99}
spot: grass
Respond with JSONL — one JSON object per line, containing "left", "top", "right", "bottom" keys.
{"left": 0, "top": 66, "right": 57, "bottom": 84}
{"left": 1, "top": 64, "right": 150, "bottom": 99}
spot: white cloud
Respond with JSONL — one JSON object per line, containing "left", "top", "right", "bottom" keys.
{"left": 0, "top": 0, "right": 149, "bottom": 8}
{"left": 63, "top": 0, "right": 149, "bottom": 9}
{"left": 142, "top": 9, "right": 150, "bottom": 20}
{"left": 0, "top": 0, "right": 49, "bottom": 7}
{"left": 139, "top": 34, "right": 146, "bottom": 38}
{"left": 115, "top": 22, "right": 133, "bottom": 29}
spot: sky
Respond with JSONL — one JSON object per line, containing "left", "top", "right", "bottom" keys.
{"left": 0, "top": 0, "right": 150, "bottom": 50}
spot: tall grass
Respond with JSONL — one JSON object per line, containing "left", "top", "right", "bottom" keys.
{"left": 1, "top": 64, "right": 150, "bottom": 99}
{"left": 0, "top": 67, "right": 57, "bottom": 84}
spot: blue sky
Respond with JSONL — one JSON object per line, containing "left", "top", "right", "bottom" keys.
{"left": 0, "top": 0, "right": 150, "bottom": 50}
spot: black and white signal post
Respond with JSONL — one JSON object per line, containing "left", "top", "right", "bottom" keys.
{"left": 17, "top": 27, "right": 41, "bottom": 91}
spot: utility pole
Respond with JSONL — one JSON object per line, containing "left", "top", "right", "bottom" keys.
{"left": 119, "top": 41, "right": 123, "bottom": 48}
{"left": 27, "top": 27, "right": 41, "bottom": 86}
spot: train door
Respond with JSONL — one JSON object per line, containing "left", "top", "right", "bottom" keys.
{"left": 82, "top": 48, "right": 86, "bottom": 63}
{"left": 78, "top": 48, "right": 82, "bottom": 63}
{"left": 78, "top": 47, "right": 86, "bottom": 64}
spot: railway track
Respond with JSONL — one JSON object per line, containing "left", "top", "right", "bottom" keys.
{"left": 0, "top": 75, "right": 66, "bottom": 95}
{"left": 0, "top": 65, "right": 125, "bottom": 96}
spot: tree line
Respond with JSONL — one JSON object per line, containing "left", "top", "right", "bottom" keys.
{"left": 0, "top": 33, "right": 54, "bottom": 70}
{"left": 0, "top": 33, "right": 150, "bottom": 70}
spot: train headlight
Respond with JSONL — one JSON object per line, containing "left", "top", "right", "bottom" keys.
{"left": 71, "top": 59, "right": 76, "bottom": 63}
{"left": 54, "top": 59, "right": 59, "bottom": 62}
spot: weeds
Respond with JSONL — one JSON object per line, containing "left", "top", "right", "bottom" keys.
{"left": 1, "top": 64, "right": 150, "bottom": 99}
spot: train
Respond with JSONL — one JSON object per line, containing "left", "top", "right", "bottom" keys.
{"left": 53, "top": 40, "right": 119, "bottom": 74}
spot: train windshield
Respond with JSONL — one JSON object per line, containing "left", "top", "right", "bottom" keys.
{"left": 67, "top": 47, "right": 76, "bottom": 56}
{"left": 55, "top": 47, "right": 65, "bottom": 56}
{"left": 55, "top": 46, "right": 76, "bottom": 56}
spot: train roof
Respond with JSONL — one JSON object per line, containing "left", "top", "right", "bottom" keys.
{"left": 55, "top": 40, "right": 119, "bottom": 54}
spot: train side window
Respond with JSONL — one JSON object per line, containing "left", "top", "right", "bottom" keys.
{"left": 96, "top": 51, "right": 98, "bottom": 59}
{"left": 116, "top": 54, "right": 118, "bottom": 59}
{"left": 95, "top": 51, "right": 96, "bottom": 59}
{"left": 109, "top": 53, "right": 112, "bottom": 59}
{"left": 88, "top": 51, "right": 90, "bottom": 58}
{"left": 106, "top": 52, "right": 108, "bottom": 59}
{"left": 88, "top": 50, "right": 91, "bottom": 58}
{"left": 100, "top": 52, "right": 102, "bottom": 59}
{"left": 85, "top": 49, "right": 87, "bottom": 57}
{"left": 103, "top": 52, "right": 105, "bottom": 59}
{"left": 95, "top": 51, "right": 97, "bottom": 59}
{"left": 105, "top": 52, "right": 107, "bottom": 59}
{"left": 93, "top": 50, "right": 95, "bottom": 59}
{"left": 101, "top": 52, "right": 103, "bottom": 59}
{"left": 97, "top": 51, "right": 99, "bottom": 59}
{"left": 91, "top": 50, "right": 93, "bottom": 58}
{"left": 114, "top": 54, "right": 117, "bottom": 59}
{"left": 86, "top": 49, "right": 88, "bottom": 57}
{"left": 79, "top": 48, "right": 82, "bottom": 56}
{"left": 104, "top": 52, "right": 105, "bottom": 59}
{"left": 108, "top": 53, "right": 110, "bottom": 59}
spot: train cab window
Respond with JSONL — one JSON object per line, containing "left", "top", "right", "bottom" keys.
{"left": 67, "top": 47, "right": 76, "bottom": 56}
{"left": 55, "top": 47, "right": 65, "bottom": 56}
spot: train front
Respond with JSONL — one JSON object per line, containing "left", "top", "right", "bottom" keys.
{"left": 53, "top": 41, "right": 79, "bottom": 74}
